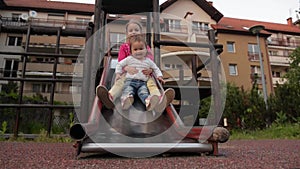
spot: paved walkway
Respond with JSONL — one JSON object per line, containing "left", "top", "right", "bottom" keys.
{"left": 1, "top": 139, "right": 299, "bottom": 169}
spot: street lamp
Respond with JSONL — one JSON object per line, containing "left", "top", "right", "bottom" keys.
{"left": 249, "top": 25, "right": 268, "bottom": 110}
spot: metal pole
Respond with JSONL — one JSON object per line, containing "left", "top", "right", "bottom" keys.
{"left": 256, "top": 33, "right": 268, "bottom": 110}
{"left": 208, "top": 29, "right": 221, "bottom": 125}
{"left": 153, "top": 0, "right": 160, "bottom": 67}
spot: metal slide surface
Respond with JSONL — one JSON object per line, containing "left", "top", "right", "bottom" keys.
{"left": 78, "top": 58, "right": 213, "bottom": 155}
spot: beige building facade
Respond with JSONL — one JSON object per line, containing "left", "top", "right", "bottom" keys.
{"left": 213, "top": 17, "right": 300, "bottom": 94}
{"left": 1, "top": 0, "right": 299, "bottom": 105}
{"left": 0, "top": 0, "right": 94, "bottom": 104}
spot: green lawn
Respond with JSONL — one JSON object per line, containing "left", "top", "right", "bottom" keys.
{"left": 229, "top": 123, "right": 300, "bottom": 140}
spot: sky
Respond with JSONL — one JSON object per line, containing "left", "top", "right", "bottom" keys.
{"left": 51, "top": 0, "right": 299, "bottom": 24}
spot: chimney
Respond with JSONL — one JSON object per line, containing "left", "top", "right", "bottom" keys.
{"left": 287, "top": 17, "right": 293, "bottom": 26}
{"left": 207, "top": 1, "right": 213, "bottom": 6}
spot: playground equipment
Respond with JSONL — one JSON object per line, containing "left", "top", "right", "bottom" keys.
{"left": 69, "top": 0, "right": 229, "bottom": 158}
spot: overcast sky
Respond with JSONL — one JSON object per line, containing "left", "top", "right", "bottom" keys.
{"left": 51, "top": 0, "right": 299, "bottom": 24}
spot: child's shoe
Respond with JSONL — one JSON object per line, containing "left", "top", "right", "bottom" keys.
{"left": 154, "top": 88, "right": 175, "bottom": 113}
{"left": 121, "top": 95, "right": 134, "bottom": 110}
{"left": 145, "top": 95, "right": 159, "bottom": 111}
{"left": 96, "top": 85, "right": 114, "bottom": 109}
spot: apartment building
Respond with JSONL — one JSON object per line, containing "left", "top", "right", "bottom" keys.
{"left": 159, "top": 0, "right": 223, "bottom": 99}
{"left": 2, "top": 0, "right": 298, "bottom": 106}
{"left": 212, "top": 17, "right": 300, "bottom": 94}
{"left": 0, "top": 0, "right": 94, "bottom": 104}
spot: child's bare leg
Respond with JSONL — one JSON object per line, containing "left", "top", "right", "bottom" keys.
{"left": 109, "top": 75, "right": 126, "bottom": 99}
{"left": 147, "top": 77, "right": 160, "bottom": 96}
{"left": 96, "top": 75, "right": 126, "bottom": 109}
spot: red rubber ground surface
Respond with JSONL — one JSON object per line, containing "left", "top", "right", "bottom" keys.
{"left": 1, "top": 139, "right": 299, "bottom": 169}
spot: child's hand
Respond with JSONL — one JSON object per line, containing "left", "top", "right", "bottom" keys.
{"left": 115, "top": 74, "right": 122, "bottom": 82}
{"left": 142, "top": 68, "right": 153, "bottom": 76}
{"left": 124, "top": 66, "right": 138, "bottom": 75}
{"left": 157, "top": 76, "right": 165, "bottom": 84}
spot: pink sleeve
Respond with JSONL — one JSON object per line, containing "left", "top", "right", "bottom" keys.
{"left": 118, "top": 44, "right": 127, "bottom": 62}
{"left": 146, "top": 45, "right": 154, "bottom": 61}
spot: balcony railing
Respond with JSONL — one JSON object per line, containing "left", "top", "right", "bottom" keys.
{"left": 161, "top": 24, "right": 209, "bottom": 34}
{"left": 1, "top": 17, "right": 89, "bottom": 30}
{"left": 0, "top": 68, "right": 18, "bottom": 78}
{"left": 272, "top": 77, "right": 287, "bottom": 85}
{"left": 269, "top": 55, "right": 291, "bottom": 66}
{"left": 248, "top": 52, "right": 262, "bottom": 61}
{"left": 250, "top": 73, "right": 263, "bottom": 84}
{"left": 268, "top": 38, "right": 300, "bottom": 48}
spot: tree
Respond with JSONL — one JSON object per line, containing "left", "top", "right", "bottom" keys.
{"left": 285, "top": 47, "right": 300, "bottom": 85}
{"left": 268, "top": 47, "right": 300, "bottom": 123}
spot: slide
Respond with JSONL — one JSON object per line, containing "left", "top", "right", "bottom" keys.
{"left": 70, "top": 57, "right": 228, "bottom": 157}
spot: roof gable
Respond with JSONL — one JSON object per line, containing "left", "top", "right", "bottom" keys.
{"left": 160, "top": 0, "right": 223, "bottom": 22}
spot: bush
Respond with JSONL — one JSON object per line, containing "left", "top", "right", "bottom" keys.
{"left": 200, "top": 83, "right": 268, "bottom": 130}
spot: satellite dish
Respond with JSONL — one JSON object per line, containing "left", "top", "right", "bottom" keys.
{"left": 20, "top": 14, "right": 29, "bottom": 21}
{"left": 29, "top": 10, "right": 37, "bottom": 18}
{"left": 90, "top": 15, "right": 94, "bottom": 23}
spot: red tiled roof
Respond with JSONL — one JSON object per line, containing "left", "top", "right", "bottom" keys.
{"left": 212, "top": 17, "right": 300, "bottom": 35}
{"left": 3, "top": 0, "right": 94, "bottom": 13}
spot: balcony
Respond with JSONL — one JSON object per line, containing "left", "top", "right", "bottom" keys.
{"left": 272, "top": 77, "right": 287, "bottom": 85}
{"left": 20, "top": 62, "right": 83, "bottom": 77}
{"left": 160, "top": 24, "right": 209, "bottom": 40}
{"left": 248, "top": 52, "right": 261, "bottom": 61}
{"left": 1, "top": 17, "right": 89, "bottom": 36}
{"left": 250, "top": 73, "right": 263, "bottom": 84}
{"left": 28, "top": 36, "right": 85, "bottom": 48}
{"left": 23, "top": 90, "right": 81, "bottom": 104}
{"left": 268, "top": 38, "right": 300, "bottom": 48}
{"left": 1, "top": 17, "right": 89, "bottom": 30}
{"left": 269, "top": 54, "right": 291, "bottom": 66}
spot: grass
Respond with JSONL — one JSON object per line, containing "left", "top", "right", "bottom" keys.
{"left": 1, "top": 122, "right": 300, "bottom": 142}
{"left": 229, "top": 123, "right": 300, "bottom": 140}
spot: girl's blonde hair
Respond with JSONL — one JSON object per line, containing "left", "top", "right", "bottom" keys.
{"left": 125, "top": 19, "right": 143, "bottom": 33}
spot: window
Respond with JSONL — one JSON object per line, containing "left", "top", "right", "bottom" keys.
{"left": 7, "top": 36, "right": 22, "bottom": 46}
{"left": 76, "top": 17, "right": 91, "bottom": 29}
{"left": 164, "top": 64, "right": 171, "bottom": 70}
{"left": 229, "top": 64, "right": 238, "bottom": 76}
{"left": 32, "top": 83, "right": 52, "bottom": 93}
{"left": 69, "top": 85, "right": 81, "bottom": 94}
{"left": 269, "top": 50, "right": 278, "bottom": 56}
{"left": 165, "top": 19, "right": 181, "bottom": 32}
{"left": 4, "top": 59, "right": 19, "bottom": 77}
{"left": 12, "top": 13, "right": 21, "bottom": 22}
{"left": 176, "top": 64, "right": 183, "bottom": 69}
{"left": 248, "top": 44, "right": 259, "bottom": 53}
{"left": 76, "top": 17, "right": 90, "bottom": 23}
{"left": 272, "top": 71, "right": 281, "bottom": 77}
{"left": 192, "top": 21, "right": 209, "bottom": 32}
{"left": 250, "top": 66, "right": 262, "bottom": 84}
{"left": 248, "top": 43, "right": 260, "bottom": 60}
{"left": 34, "top": 57, "right": 55, "bottom": 63}
{"left": 251, "top": 66, "right": 261, "bottom": 75}
{"left": 109, "top": 32, "right": 125, "bottom": 51}
{"left": 226, "top": 42, "right": 235, "bottom": 53}
{"left": 164, "top": 64, "right": 183, "bottom": 70}
{"left": 47, "top": 13, "right": 64, "bottom": 20}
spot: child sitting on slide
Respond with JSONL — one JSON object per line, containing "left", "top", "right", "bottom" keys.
{"left": 115, "top": 34, "right": 166, "bottom": 110}
{"left": 96, "top": 19, "right": 174, "bottom": 112}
